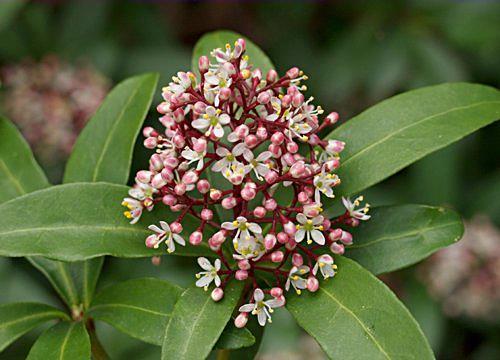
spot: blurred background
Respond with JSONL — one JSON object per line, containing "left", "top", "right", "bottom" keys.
{"left": 0, "top": 0, "right": 499, "bottom": 359}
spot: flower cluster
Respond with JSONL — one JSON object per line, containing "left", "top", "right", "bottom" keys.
{"left": 0, "top": 56, "right": 110, "bottom": 169}
{"left": 123, "top": 39, "right": 370, "bottom": 327}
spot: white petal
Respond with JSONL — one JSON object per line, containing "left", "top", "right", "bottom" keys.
{"left": 214, "top": 275, "right": 221, "bottom": 287}
{"left": 312, "top": 215, "right": 324, "bottom": 225}
{"left": 148, "top": 224, "right": 162, "bottom": 234}
{"left": 192, "top": 118, "right": 209, "bottom": 130}
{"left": 196, "top": 275, "right": 213, "bottom": 288}
{"left": 174, "top": 234, "right": 185, "bottom": 246}
{"left": 296, "top": 213, "right": 307, "bottom": 224}
{"left": 232, "top": 143, "right": 246, "bottom": 156}
{"left": 160, "top": 221, "right": 170, "bottom": 231}
{"left": 213, "top": 124, "right": 224, "bottom": 138}
{"left": 247, "top": 222, "right": 262, "bottom": 234}
{"left": 214, "top": 258, "right": 221, "bottom": 271}
{"left": 211, "top": 159, "right": 227, "bottom": 172}
{"left": 216, "top": 147, "right": 229, "bottom": 157}
{"left": 197, "top": 257, "right": 212, "bottom": 271}
{"left": 256, "top": 151, "right": 272, "bottom": 161}
{"left": 221, "top": 222, "right": 237, "bottom": 230}
{"left": 295, "top": 229, "right": 306, "bottom": 242}
{"left": 239, "top": 304, "right": 255, "bottom": 313}
{"left": 253, "top": 288, "right": 264, "bottom": 302}
{"left": 311, "top": 230, "right": 325, "bottom": 245}
{"left": 257, "top": 311, "right": 267, "bottom": 326}
{"left": 218, "top": 114, "right": 230, "bottom": 125}
{"left": 265, "top": 299, "right": 284, "bottom": 309}
{"left": 227, "top": 132, "right": 239, "bottom": 142}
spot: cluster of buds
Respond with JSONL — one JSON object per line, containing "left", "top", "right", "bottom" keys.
{"left": 123, "top": 39, "right": 370, "bottom": 327}
{"left": 0, "top": 56, "right": 110, "bottom": 167}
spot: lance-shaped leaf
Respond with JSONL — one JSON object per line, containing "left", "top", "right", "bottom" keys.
{"left": 26, "top": 321, "right": 90, "bottom": 360}
{"left": 0, "top": 182, "right": 212, "bottom": 261}
{"left": 162, "top": 282, "right": 244, "bottom": 360}
{"left": 192, "top": 30, "right": 274, "bottom": 76}
{"left": 327, "top": 83, "right": 500, "bottom": 196}
{"left": 228, "top": 317, "right": 265, "bottom": 360}
{"left": 88, "top": 278, "right": 182, "bottom": 345}
{"left": 0, "top": 116, "right": 49, "bottom": 204}
{"left": 0, "top": 302, "right": 69, "bottom": 352}
{"left": 287, "top": 257, "right": 433, "bottom": 360}
{"left": 63, "top": 73, "right": 159, "bottom": 184}
{"left": 214, "top": 322, "right": 255, "bottom": 350}
{"left": 345, "top": 205, "right": 464, "bottom": 275}
{"left": 71, "top": 258, "right": 105, "bottom": 310}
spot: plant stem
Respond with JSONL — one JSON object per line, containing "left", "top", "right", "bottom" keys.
{"left": 216, "top": 349, "right": 231, "bottom": 360}
{"left": 86, "top": 319, "right": 110, "bottom": 360}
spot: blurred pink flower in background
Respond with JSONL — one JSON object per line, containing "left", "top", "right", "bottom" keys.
{"left": 0, "top": 56, "right": 110, "bottom": 177}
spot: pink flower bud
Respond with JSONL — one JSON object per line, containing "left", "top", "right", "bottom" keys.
{"left": 253, "top": 206, "right": 266, "bottom": 218}
{"left": 270, "top": 287, "right": 283, "bottom": 298}
{"left": 194, "top": 101, "right": 207, "bottom": 113}
{"left": 211, "top": 287, "right": 224, "bottom": 302}
{"left": 292, "top": 253, "right": 304, "bottom": 267}
{"left": 192, "top": 137, "right": 207, "bottom": 153}
{"left": 322, "top": 218, "right": 331, "bottom": 231}
{"left": 136, "top": 170, "right": 153, "bottom": 183}
{"left": 182, "top": 170, "right": 198, "bottom": 185}
{"left": 160, "top": 168, "right": 173, "bottom": 183}
{"left": 234, "top": 124, "right": 249, "bottom": 139}
{"left": 238, "top": 259, "right": 251, "bottom": 270}
{"left": 264, "top": 198, "right": 277, "bottom": 211}
{"left": 162, "top": 194, "right": 177, "bottom": 206}
{"left": 292, "top": 93, "right": 304, "bottom": 107}
{"left": 171, "top": 204, "right": 185, "bottom": 212}
{"left": 290, "top": 161, "right": 306, "bottom": 178}
{"left": 241, "top": 187, "right": 256, "bottom": 201}
{"left": 164, "top": 156, "right": 179, "bottom": 169}
{"left": 223, "top": 62, "right": 236, "bottom": 75}
{"left": 340, "top": 231, "right": 353, "bottom": 245}
{"left": 346, "top": 218, "right": 360, "bottom": 227}
{"left": 287, "top": 141, "right": 299, "bottom": 154}
{"left": 325, "top": 158, "right": 340, "bottom": 171}
{"left": 256, "top": 126, "right": 268, "bottom": 140}
{"left": 286, "top": 67, "right": 300, "bottom": 79}
{"left": 150, "top": 154, "right": 163, "bottom": 171}
{"left": 266, "top": 69, "right": 278, "bottom": 83}
{"left": 244, "top": 134, "right": 258, "bottom": 148}
{"left": 330, "top": 242, "right": 345, "bottom": 255}
{"left": 282, "top": 152, "right": 295, "bottom": 166}
{"left": 264, "top": 234, "right": 277, "bottom": 250}
{"left": 329, "top": 228, "right": 343, "bottom": 241}
{"left": 281, "top": 94, "right": 292, "bottom": 108}
{"left": 268, "top": 143, "right": 282, "bottom": 158}
{"left": 271, "top": 251, "right": 284, "bottom": 263}
{"left": 208, "top": 238, "right": 221, "bottom": 251}
{"left": 173, "top": 108, "right": 185, "bottom": 123}
{"left": 264, "top": 171, "right": 279, "bottom": 184}
{"left": 303, "top": 203, "right": 320, "bottom": 217}
{"left": 257, "top": 91, "right": 271, "bottom": 104}
{"left": 285, "top": 239, "right": 297, "bottom": 250}
{"left": 277, "top": 232, "right": 289, "bottom": 244}
{"left": 143, "top": 127, "right": 156, "bottom": 137}
{"left": 234, "top": 313, "right": 248, "bottom": 328}
{"left": 173, "top": 134, "right": 185, "bottom": 148}
{"left": 307, "top": 276, "right": 319, "bottom": 292}
{"left": 198, "top": 55, "right": 209, "bottom": 73}
{"left": 222, "top": 197, "right": 237, "bottom": 209}
{"left": 197, "top": 179, "right": 210, "bottom": 194}
{"left": 326, "top": 140, "right": 345, "bottom": 154}
{"left": 170, "top": 222, "right": 182, "bottom": 234}
{"left": 200, "top": 208, "right": 213, "bottom": 221}
{"left": 152, "top": 173, "right": 167, "bottom": 188}
{"left": 298, "top": 191, "right": 309, "bottom": 203}
{"left": 144, "top": 137, "right": 158, "bottom": 149}
{"left": 211, "top": 230, "right": 226, "bottom": 245}
{"left": 219, "top": 87, "right": 232, "bottom": 101}
{"left": 174, "top": 183, "right": 186, "bottom": 195}
{"left": 270, "top": 131, "right": 285, "bottom": 145}
{"left": 145, "top": 235, "right": 159, "bottom": 248}
{"left": 325, "top": 112, "right": 339, "bottom": 125}
{"left": 235, "top": 270, "right": 248, "bottom": 281}
{"left": 189, "top": 231, "right": 203, "bottom": 246}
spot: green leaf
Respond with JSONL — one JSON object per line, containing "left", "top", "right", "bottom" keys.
{"left": 26, "top": 321, "right": 90, "bottom": 360}
{"left": 88, "top": 278, "right": 182, "bottom": 345}
{"left": 162, "top": 282, "right": 244, "bottom": 360}
{"left": 0, "top": 302, "right": 68, "bottom": 352}
{"left": 72, "top": 258, "right": 105, "bottom": 310}
{"left": 0, "top": 182, "right": 212, "bottom": 261}
{"left": 63, "top": 73, "right": 159, "bottom": 184}
{"left": 287, "top": 257, "right": 433, "bottom": 360}
{"left": 191, "top": 30, "right": 274, "bottom": 75}
{"left": 26, "top": 257, "right": 80, "bottom": 308}
{"left": 214, "top": 322, "right": 255, "bottom": 350}
{"left": 0, "top": 0, "right": 26, "bottom": 33}
{"left": 345, "top": 205, "right": 464, "bottom": 275}
{"left": 0, "top": 117, "right": 49, "bottom": 204}
{"left": 327, "top": 83, "right": 500, "bottom": 196}
{"left": 228, "top": 317, "right": 264, "bottom": 360}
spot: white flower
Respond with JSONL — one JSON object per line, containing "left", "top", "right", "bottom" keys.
{"left": 222, "top": 216, "right": 262, "bottom": 246}
{"left": 285, "top": 266, "right": 310, "bottom": 294}
{"left": 122, "top": 182, "right": 156, "bottom": 224}
{"left": 342, "top": 196, "right": 371, "bottom": 221}
{"left": 192, "top": 106, "right": 230, "bottom": 138}
{"left": 313, "top": 254, "right": 337, "bottom": 280}
{"left": 181, "top": 145, "right": 206, "bottom": 171}
{"left": 243, "top": 150, "right": 273, "bottom": 180}
{"left": 313, "top": 171, "right": 339, "bottom": 203}
{"left": 129, "top": 182, "right": 156, "bottom": 202}
{"left": 122, "top": 198, "right": 143, "bottom": 224}
{"left": 233, "top": 235, "right": 266, "bottom": 261}
{"left": 266, "top": 96, "right": 286, "bottom": 122}
{"left": 295, "top": 213, "right": 325, "bottom": 245}
{"left": 148, "top": 221, "right": 185, "bottom": 253}
{"left": 167, "top": 71, "right": 194, "bottom": 96}
{"left": 239, "top": 288, "right": 284, "bottom": 326}
{"left": 195, "top": 257, "right": 221, "bottom": 290}
{"left": 211, "top": 144, "right": 246, "bottom": 173}
{"left": 204, "top": 69, "right": 233, "bottom": 106}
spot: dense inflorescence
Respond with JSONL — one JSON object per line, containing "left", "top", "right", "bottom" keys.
{"left": 123, "top": 39, "right": 370, "bottom": 327}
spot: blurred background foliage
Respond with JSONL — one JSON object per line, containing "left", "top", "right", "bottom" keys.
{"left": 0, "top": 0, "right": 498, "bottom": 359}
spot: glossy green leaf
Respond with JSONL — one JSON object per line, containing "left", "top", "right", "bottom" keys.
{"left": 214, "top": 322, "right": 255, "bottom": 350}
{"left": 162, "top": 282, "right": 244, "bottom": 360}
{"left": 26, "top": 321, "right": 90, "bottom": 360}
{"left": 64, "top": 73, "right": 159, "bottom": 184}
{"left": 72, "top": 258, "right": 105, "bottom": 310}
{"left": 0, "top": 182, "right": 212, "bottom": 261}
{"left": 0, "top": 302, "right": 68, "bottom": 352}
{"left": 345, "top": 205, "right": 464, "bottom": 275}
{"left": 192, "top": 30, "right": 274, "bottom": 75}
{"left": 88, "top": 278, "right": 182, "bottom": 345}
{"left": 0, "top": 117, "right": 49, "bottom": 204}
{"left": 327, "top": 83, "right": 500, "bottom": 196}
{"left": 228, "top": 317, "right": 264, "bottom": 360}
{"left": 26, "top": 257, "right": 80, "bottom": 308}
{"left": 287, "top": 257, "right": 433, "bottom": 360}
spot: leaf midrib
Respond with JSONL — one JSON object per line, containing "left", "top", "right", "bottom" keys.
{"left": 0, "top": 157, "right": 24, "bottom": 197}
{"left": 90, "top": 303, "right": 169, "bottom": 317}
{"left": 58, "top": 323, "right": 75, "bottom": 360}
{"left": 348, "top": 221, "right": 458, "bottom": 250}
{"left": 339, "top": 100, "right": 500, "bottom": 168}
{"left": 319, "top": 287, "right": 391, "bottom": 359}
{"left": 0, "top": 311, "right": 65, "bottom": 329}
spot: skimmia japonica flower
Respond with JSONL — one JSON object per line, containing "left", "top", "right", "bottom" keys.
{"left": 123, "top": 39, "right": 371, "bottom": 327}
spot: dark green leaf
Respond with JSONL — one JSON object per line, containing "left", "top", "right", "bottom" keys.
{"left": 88, "top": 278, "right": 182, "bottom": 345}
{"left": 214, "top": 322, "right": 254, "bottom": 350}
{"left": 162, "top": 282, "right": 243, "bottom": 360}
{"left": 64, "top": 73, "right": 159, "bottom": 184}
{"left": 228, "top": 317, "right": 264, "bottom": 359}
{"left": 345, "top": 205, "right": 464, "bottom": 275}
{"left": 26, "top": 321, "right": 90, "bottom": 360}
{"left": 287, "top": 257, "right": 433, "bottom": 359}
{"left": 191, "top": 30, "right": 274, "bottom": 75}
{"left": 0, "top": 0, "right": 26, "bottom": 33}
{"left": 0, "top": 117, "right": 49, "bottom": 204}
{"left": 0, "top": 182, "right": 212, "bottom": 261}
{"left": 0, "top": 302, "right": 68, "bottom": 352}
{"left": 327, "top": 83, "right": 500, "bottom": 196}
{"left": 72, "top": 258, "right": 105, "bottom": 310}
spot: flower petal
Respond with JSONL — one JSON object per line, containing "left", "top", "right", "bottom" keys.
{"left": 197, "top": 257, "right": 212, "bottom": 271}
{"left": 311, "top": 230, "right": 325, "bottom": 245}
{"left": 253, "top": 288, "right": 264, "bottom": 302}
